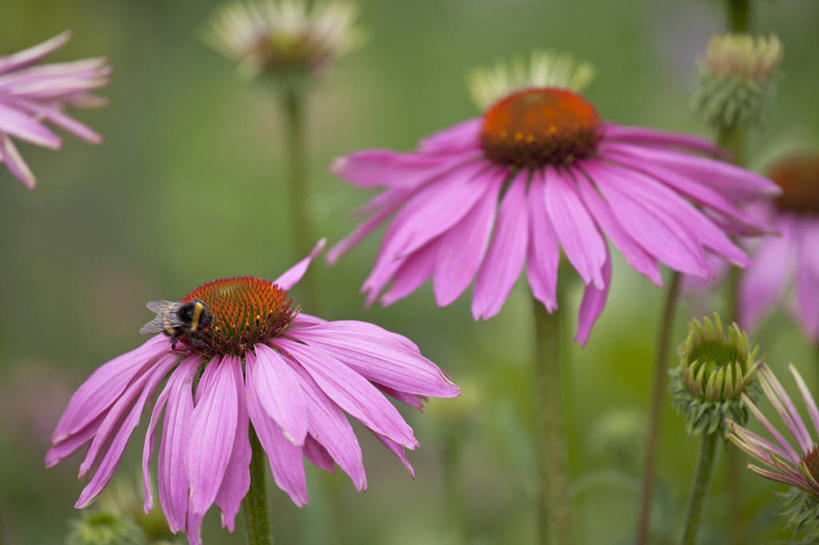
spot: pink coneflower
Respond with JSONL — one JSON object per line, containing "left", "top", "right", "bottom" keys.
{"left": 46, "top": 240, "right": 459, "bottom": 545}
{"left": 0, "top": 31, "right": 110, "bottom": 189}
{"left": 328, "top": 54, "right": 779, "bottom": 344}
{"left": 739, "top": 154, "right": 819, "bottom": 342}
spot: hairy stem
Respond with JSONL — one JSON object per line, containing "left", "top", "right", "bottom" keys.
{"left": 244, "top": 428, "right": 273, "bottom": 545}
{"left": 532, "top": 297, "right": 573, "bottom": 545}
{"left": 281, "top": 86, "right": 318, "bottom": 313}
{"left": 681, "top": 433, "right": 720, "bottom": 545}
{"left": 635, "top": 272, "right": 682, "bottom": 545}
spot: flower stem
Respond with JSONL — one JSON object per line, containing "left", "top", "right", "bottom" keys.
{"left": 281, "top": 86, "right": 318, "bottom": 313}
{"left": 681, "top": 433, "right": 720, "bottom": 545}
{"left": 635, "top": 271, "right": 682, "bottom": 545}
{"left": 532, "top": 296, "right": 573, "bottom": 545}
{"left": 726, "top": 0, "right": 751, "bottom": 33}
{"left": 244, "top": 428, "right": 273, "bottom": 545}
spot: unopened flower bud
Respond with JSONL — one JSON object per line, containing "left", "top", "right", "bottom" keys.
{"left": 66, "top": 511, "right": 146, "bottom": 545}
{"left": 691, "top": 33, "right": 782, "bottom": 131}
{"left": 671, "top": 313, "right": 760, "bottom": 436}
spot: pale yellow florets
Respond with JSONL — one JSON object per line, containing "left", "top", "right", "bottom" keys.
{"left": 467, "top": 50, "right": 595, "bottom": 111}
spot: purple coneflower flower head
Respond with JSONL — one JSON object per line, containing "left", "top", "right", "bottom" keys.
{"left": 46, "top": 239, "right": 459, "bottom": 545}
{"left": 204, "top": 0, "right": 364, "bottom": 81}
{"left": 0, "top": 31, "right": 111, "bottom": 189}
{"left": 727, "top": 363, "right": 819, "bottom": 538}
{"left": 739, "top": 154, "right": 819, "bottom": 343}
{"left": 328, "top": 52, "right": 779, "bottom": 344}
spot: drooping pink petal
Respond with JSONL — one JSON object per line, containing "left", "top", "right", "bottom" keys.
{"left": 584, "top": 163, "right": 710, "bottom": 277}
{"left": 380, "top": 239, "right": 439, "bottom": 306}
{"left": 215, "top": 355, "right": 251, "bottom": 532}
{"left": 185, "top": 358, "right": 239, "bottom": 516}
{"left": 599, "top": 142, "right": 780, "bottom": 202}
{"left": 738, "top": 235, "right": 794, "bottom": 332}
{"left": 526, "top": 169, "right": 560, "bottom": 311}
{"left": 574, "top": 245, "right": 612, "bottom": 346}
{"left": 757, "top": 366, "right": 812, "bottom": 455}
{"left": 6, "top": 97, "right": 102, "bottom": 143}
{"left": 51, "top": 335, "right": 169, "bottom": 443}
{"left": 788, "top": 363, "right": 819, "bottom": 437}
{"left": 273, "top": 238, "right": 326, "bottom": 290}
{"left": 0, "top": 32, "right": 71, "bottom": 75}
{"left": 372, "top": 432, "right": 415, "bottom": 477}
{"left": 0, "top": 134, "right": 36, "bottom": 188}
{"left": 287, "top": 322, "right": 458, "bottom": 398}
{"left": 141, "top": 370, "right": 174, "bottom": 513}
{"left": 573, "top": 166, "right": 661, "bottom": 286}
{"left": 602, "top": 123, "right": 723, "bottom": 157}
{"left": 432, "top": 173, "right": 502, "bottom": 306}
{"left": 247, "top": 343, "right": 308, "bottom": 446}
{"left": 378, "top": 385, "right": 426, "bottom": 411}
{"left": 158, "top": 358, "right": 199, "bottom": 534}
{"left": 361, "top": 161, "right": 494, "bottom": 303}
{"left": 303, "top": 436, "right": 335, "bottom": 473}
{"left": 246, "top": 385, "right": 308, "bottom": 507}
{"left": 75, "top": 354, "right": 177, "bottom": 508}
{"left": 594, "top": 161, "right": 749, "bottom": 267}
{"left": 472, "top": 170, "right": 529, "bottom": 320}
{"left": 274, "top": 339, "right": 418, "bottom": 448}
{"left": 285, "top": 362, "right": 366, "bottom": 490}
{"left": 418, "top": 118, "right": 482, "bottom": 154}
{"left": 0, "top": 102, "right": 61, "bottom": 148}
{"left": 331, "top": 149, "right": 465, "bottom": 188}
{"left": 740, "top": 393, "right": 800, "bottom": 464}
{"left": 44, "top": 413, "right": 104, "bottom": 468}
{"left": 543, "top": 166, "right": 607, "bottom": 288}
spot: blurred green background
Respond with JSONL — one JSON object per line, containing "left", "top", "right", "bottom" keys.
{"left": 1, "top": 0, "right": 818, "bottom": 544}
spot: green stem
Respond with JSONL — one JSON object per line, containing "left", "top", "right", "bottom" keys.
{"left": 281, "top": 86, "right": 318, "bottom": 313}
{"left": 726, "top": 0, "right": 751, "bottom": 33}
{"left": 681, "top": 433, "right": 720, "bottom": 545}
{"left": 532, "top": 297, "right": 573, "bottom": 545}
{"left": 635, "top": 272, "right": 682, "bottom": 545}
{"left": 244, "top": 428, "right": 273, "bottom": 545}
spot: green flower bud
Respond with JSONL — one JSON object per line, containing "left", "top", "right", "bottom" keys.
{"left": 782, "top": 488, "right": 819, "bottom": 545}
{"left": 66, "top": 511, "right": 146, "bottom": 545}
{"left": 691, "top": 33, "right": 783, "bottom": 132}
{"left": 670, "top": 314, "right": 761, "bottom": 436}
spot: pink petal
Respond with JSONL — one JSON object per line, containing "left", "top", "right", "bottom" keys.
{"left": 472, "top": 170, "right": 529, "bottom": 320}
{"left": 44, "top": 413, "right": 104, "bottom": 468}
{"left": 303, "top": 436, "right": 335, "bottom": 472}
{"left": 739, "top": 235, "right": 794, "bottom": 332}
{"left": 141, "top": 372, "right": 173, "bottom": 513}
{"left": 331, "top": 149, "right": 458, "bottom": 188}
{"left": 796, "top": 222, "right": 819, "bottom": 341}
{"left": 75, "top": 354, "right": 177, "bottom": 508}
{"left": 287, "top": 322, "right": 458, "bottom": 398}
{"left": 0, "top": 102, "right": 61, "bottom": 148}
{"left": 185, "top": 358, "right": 239, "bottom": 516}
{"left": 247, "top": 344, "right": 308, "bottom": 446}
{"left": 273, "top": 238, "right": 326, "bottom": 290}
{"left": 543, "top": 166, "right": 607, "bottom": 288}
{"left": 380, "top": 239, "right": 439, "bottom": 306}
{"left": 573, "top": 166, "right": 661, "bottom": 285}
{"left": 0, "top": 134, "right": 36, "bottom": 188}
{"left": 215, "top": 356, "right": 251, "bottom": 531}
{"left": 158, "top": 358, "right": 199, "bottom": 533}
{"left": 526, "top": 170, "right": 560, "bottom": 311}
{"left": 274, "top": 339, "right": 418, "bottom": 448}
{"left": 418, "top": 118, "right": 482, "bottom": 154}
{"left": 0, "top": 31, "right": 70, "bottom": 75}
{"left": 247, "top": 386, "right": 308, "bottom": 507}
{"left": 602, "top": 123, "right": 723, "bottom": 156}
{"left": 372, "top": 432, "right": 414, "bottom": 477}
{"left": 432, "top": 173, "right": 502, "bottom": 306}
{"left": 574, "top": 246, "right": 612, "bottom": 346}
{"left": 52, "top": 335, "right": 169, "bottom": 443}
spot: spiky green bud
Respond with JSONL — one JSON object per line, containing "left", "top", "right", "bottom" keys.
{"left": 66, "top": 511, "right": 146, "bottom": 545}
{"left": 691, "top": 33, "right": 783, "bottom": 132}
{"left": 467, "top": 50, "right": 595, "bottom": 112}
{"left": 782, "top": 488, "right": 819, "bottom": 545}
{"left": 670, "top": 314, "right": 761, "bottom": 436}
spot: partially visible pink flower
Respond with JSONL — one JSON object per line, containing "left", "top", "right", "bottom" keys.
{"left": 46, "top": 239, "right": 458, "bottom": 545}
{"left": 0, "top": 31, "right": 111, "bottom": 188}
{"left": 328, "top": 59, "right": 779, "bottom": 344}
{"left": 727, "top": 363, "right": 819, "bottom": 497}
{"left": 739, "top": 154, "right": 819, "bottom": 342}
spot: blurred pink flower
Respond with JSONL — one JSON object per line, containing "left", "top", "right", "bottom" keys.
{"left": 329, "top": 86, "right": 779, "bottom": 344}
{"left": 738, "top": 154, "right": 819, "bottom": 343}
{"left": 47, "top": 240, "right": 458, "bottom": 545}
{"left": 0, "top": 31, "right": 111, "bottom": 188}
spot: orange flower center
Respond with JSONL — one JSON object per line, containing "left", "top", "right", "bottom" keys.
{"left": 769, "top": 154, "right": 819, "bottom": 215}
{"left": 480, "top": 88, "right": 601, "bottom": 168}
{"left": 182, "top": 277, "right": 296, "bottom": 355}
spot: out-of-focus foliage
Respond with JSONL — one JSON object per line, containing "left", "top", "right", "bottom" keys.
{"left": 1, "top": 1, "right": 818, "bottom": 544}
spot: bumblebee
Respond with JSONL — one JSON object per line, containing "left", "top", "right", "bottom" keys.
{"left": 139, "top": 299, "right": 213, "bottom": 351}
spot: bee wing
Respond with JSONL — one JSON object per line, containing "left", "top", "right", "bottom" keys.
{"left": 139, "top": 316, "right": 166, "bottom": 335}
{"left": 146, "top": 299, "right": 176, "bottom": 313}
